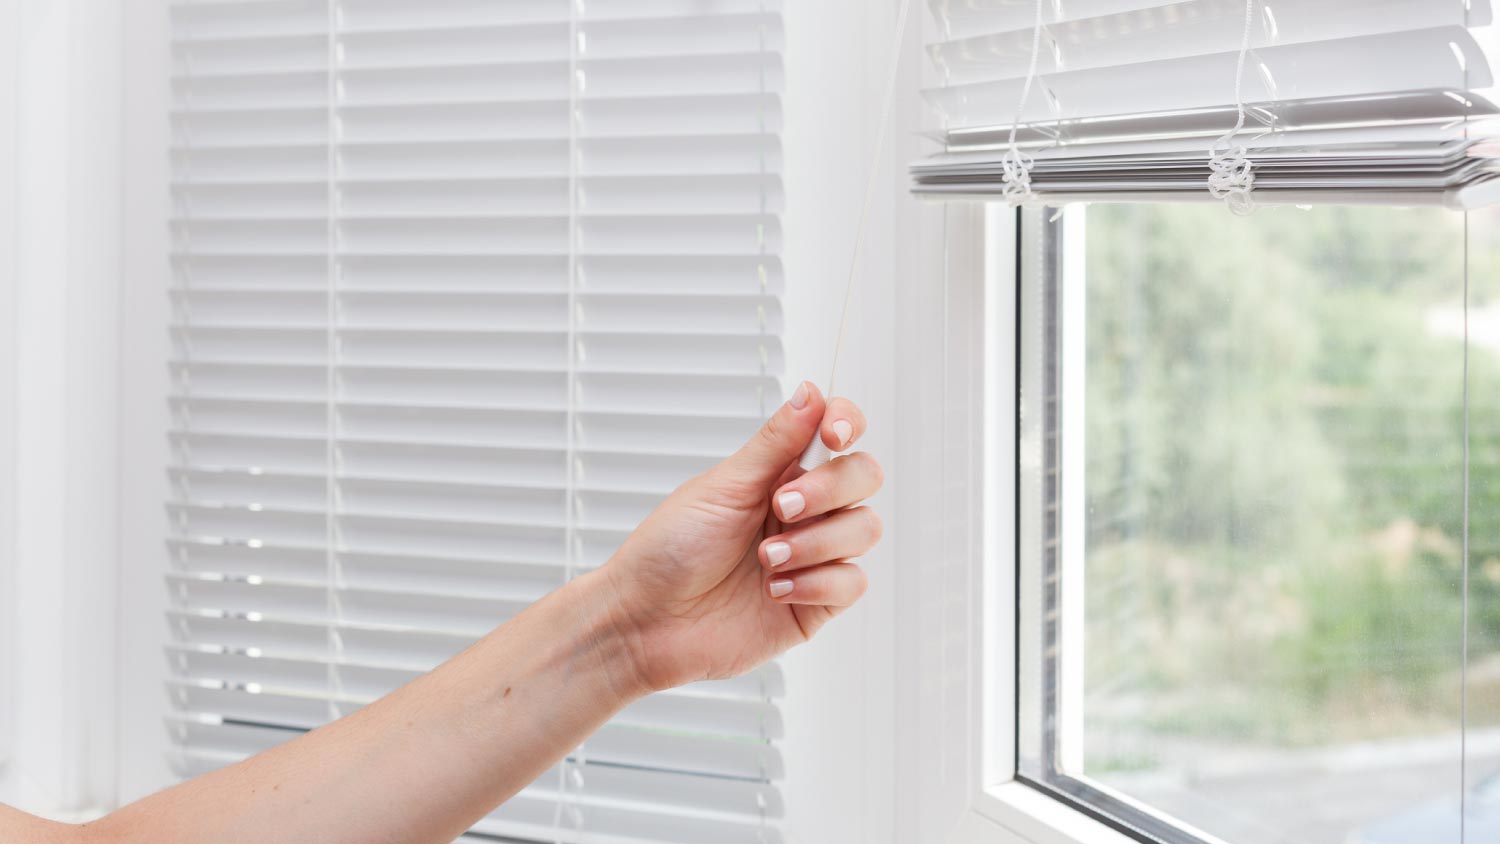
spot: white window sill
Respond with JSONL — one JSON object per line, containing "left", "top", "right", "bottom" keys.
{"left": 953, "top": 782, "right": 1142, "bottom": 844}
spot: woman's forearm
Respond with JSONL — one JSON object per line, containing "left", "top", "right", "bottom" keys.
{"left": 92, "top": 570, "right": 649, "bottom": 844}
{"left": 13, "top": 385, "right": 881, "bottom": 844}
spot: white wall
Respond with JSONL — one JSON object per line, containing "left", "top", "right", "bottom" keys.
{"left": 886, "top": 9, "right": 953, "bottom": 842}
{"left": 0, "top": 0, "right": 20, "bottom": 779}
{"left": 778, "top": 1, "right": 931, "bottom": 841}
{"left": 0, "top": 0, "right": 124, "bottom": 819}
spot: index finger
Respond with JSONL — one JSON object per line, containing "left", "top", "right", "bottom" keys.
{"left": 820, "top": 397, "right": 868, "bottom": 452}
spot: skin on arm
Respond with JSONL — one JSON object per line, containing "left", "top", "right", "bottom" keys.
{"left": 9, "top": 382, "right": 880, "bottom": 844}
{"left": 0, "top": 802, "right": 75, "bottom": 843}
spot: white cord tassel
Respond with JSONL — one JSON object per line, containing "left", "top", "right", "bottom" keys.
{"left": 798, "top": 437, "right": 833, "bottom": 473}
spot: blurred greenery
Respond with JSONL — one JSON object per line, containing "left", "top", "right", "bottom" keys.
{"left": 1079, "top": 203, "right": 1500, "bottom": 759}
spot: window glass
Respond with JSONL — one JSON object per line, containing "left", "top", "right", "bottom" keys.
{"left": 1018, "top": 202, "right": 1500, "bottom": 844}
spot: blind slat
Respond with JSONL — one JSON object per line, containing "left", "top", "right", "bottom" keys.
{"left": 917, "top": 0, "right": 1500, "bottom": 205}
{"left": 929, "top": 0, "right": 1486, "bottom": 85}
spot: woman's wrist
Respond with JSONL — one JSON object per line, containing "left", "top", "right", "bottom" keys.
{"left": 563, "top": 568, "right": 662, "bottom": 702}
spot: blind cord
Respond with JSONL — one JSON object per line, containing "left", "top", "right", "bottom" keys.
{"left": 998, "top": 0, "right": 1047, "bottom": 206}
{"left": 827, "top": 0, "right": 913, "bottom": 400}
{"left": 323, "top": 0, "right": 343, "bottom": 728}
{"left": 553, "top": 0, "right": 586, "bottom": 836}
{"left": 1207, "top": 0, "right": 1258, "bottom": 215}
{"left": 1460, "top": 8, "right": 1474, "bottom": 836}
{"left": 1461, "top": 211, "right": 1471, "bottom": 844}
{"left": 797, "top": 0, "right": 913, "bottom": 471}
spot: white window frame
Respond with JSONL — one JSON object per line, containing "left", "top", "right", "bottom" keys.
{"left": 0, "top": 0, "right": 124, "bottom": 818}
{"left": 898, "top": 201, "right": 1140, "bottom": 844}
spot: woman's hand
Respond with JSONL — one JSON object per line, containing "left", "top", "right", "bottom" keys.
{"left": 603, "top": 381, "right": 883, "bottom": 692}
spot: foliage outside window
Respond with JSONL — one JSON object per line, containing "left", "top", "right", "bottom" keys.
{"left": 1023, "top": 202, "right": 1500, "bottom": 844}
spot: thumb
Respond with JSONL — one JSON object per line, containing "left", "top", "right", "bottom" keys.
{"left": 718, "top": 381, "right": 825, "bottom": 491}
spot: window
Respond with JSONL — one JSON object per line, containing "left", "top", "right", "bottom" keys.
{"left": 1015, "top": 201, "right": 1500, "bottom": 844}
{"left": 908, "top": 1, "right": 1500, "bottom": 841}
{"left": 166, "top": 2, "right": 787, "bottom": 842}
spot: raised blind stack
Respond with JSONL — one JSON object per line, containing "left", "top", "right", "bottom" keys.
{"left": 915, "top": 0, "right": 1500, "bottom": 207}
{"left": 167, "top": 1, "right": 786, "bottom": 841}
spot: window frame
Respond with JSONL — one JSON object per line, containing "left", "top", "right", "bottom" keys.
{"left": 1007, "top": 207, "right": 1222, "bottom": 844}
{"left": 0, "top": 0, "right": 125, "bottom": 814}
{"left": 906, "top": 201, "right": 1148, "bottom": 844}
{"left": 944, "top": 199, "right": 1485, "bottom": 844}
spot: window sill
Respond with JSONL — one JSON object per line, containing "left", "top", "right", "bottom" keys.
{"left": 953, "top": 782, "right": 1140, "bottom": 844}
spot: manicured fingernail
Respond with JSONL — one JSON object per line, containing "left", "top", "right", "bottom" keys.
{"left": 765, "top": 541, "right": 792, "bottom": 567}
{"left": 777, "top": 491, "right": 805, "bottom": 519}
{"left": 790, "top": 381, "right": 810, "bottom": 410}
{"left": 769, "top": 578, "right": 794, "bottom": 598}
{"left": 831, "top": 419, "right": 853, "bottom": 448}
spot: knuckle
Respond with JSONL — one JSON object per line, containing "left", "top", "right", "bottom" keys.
{"left": 800, "top": 473, "right": 831, "bottom": 505}
{"left": 802, "top": 581, "right": 829, "bottom": 603}
{"left": 798, "top": 529, "right": 825, "bottom": 559}
{"left": 846, "top": 565, "right": 870, "bottom": 600}
{"left": 859, "top": 507, "right": 884, "bottom": 544}
{"left": 852, "top": 451, "right": 884, "bottom": 487}
{"left": 757, "top": 412, "right": 790, "bottom": 450}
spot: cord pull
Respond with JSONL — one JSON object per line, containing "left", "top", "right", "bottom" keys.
{"left": 797, "top": 436, "right": 834, "bottom": 472}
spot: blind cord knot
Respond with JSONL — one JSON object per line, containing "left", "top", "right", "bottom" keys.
{"left": 998, "top": 0, "right": 1047, "bottom": 206}
{"left": 1208, "top": 136, "right": 1256, "bottom": 215}
{"left": 1210, "top": 0, "right": 1259, "bottom": 215}
{"left": 1000, "top": 146, "right": 1037, "bottom": 205}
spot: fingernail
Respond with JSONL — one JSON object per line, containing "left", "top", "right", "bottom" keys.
{"left": 831, "top": 419, "right": 853, "bottom": 448}
{"left": 790, "top": 381, "right": 810, "bottom": 410}
{"left": 769, "top": 578, "right": 794, "bottom": 598}
{"left": 777, "top": 491, "right": 805, "bottom": 520}
{"left": 765, "top": 541, "right": 792, "bottom": 567}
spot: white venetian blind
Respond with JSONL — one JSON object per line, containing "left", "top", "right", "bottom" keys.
{"left": 914, "top": 0, "right": 1500, "bottom": 206}
{"left": 166, "top": 2, "right": 787, "bottom": 842}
